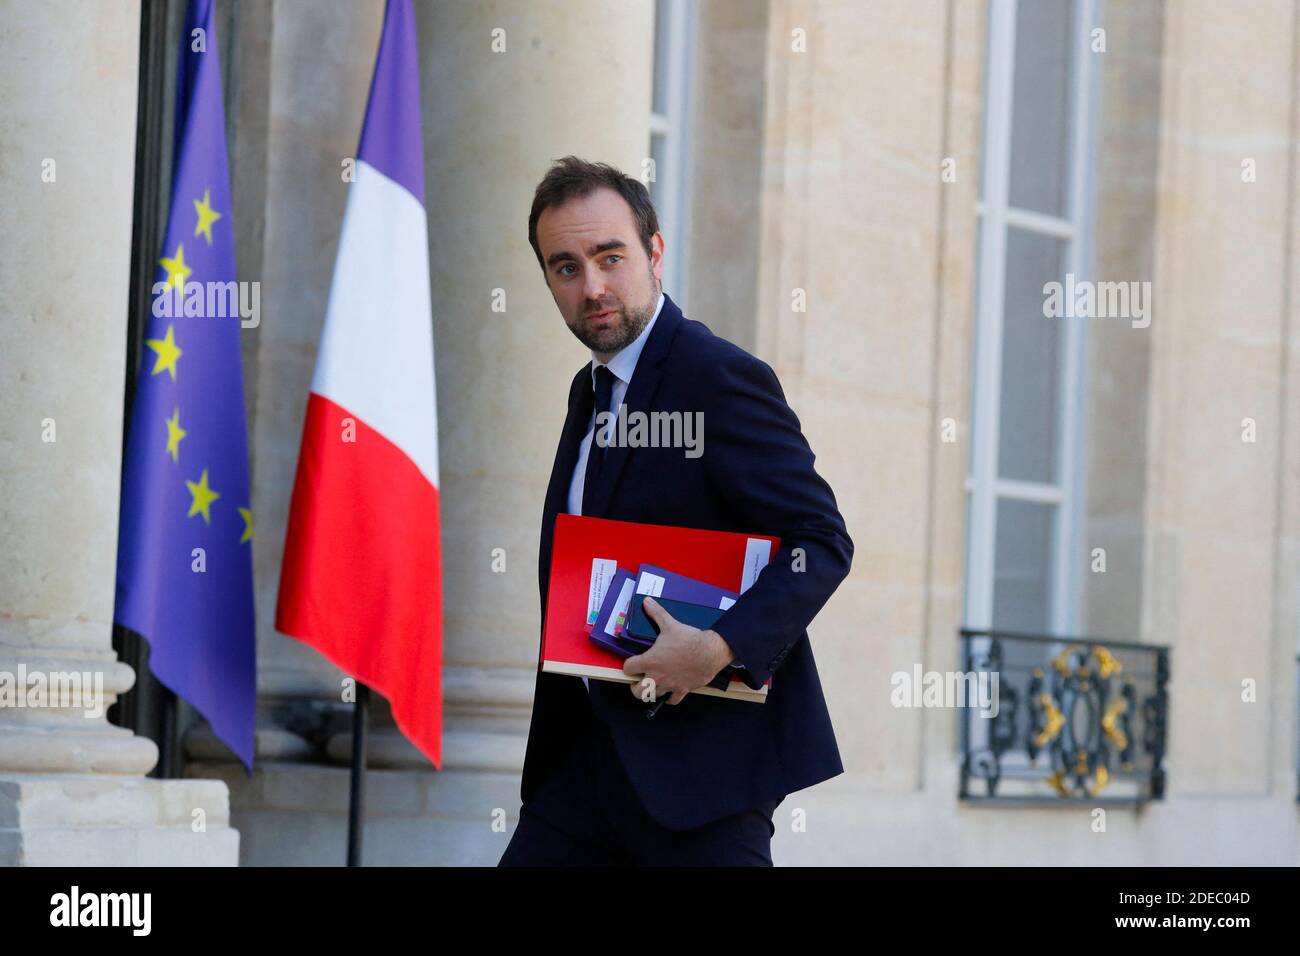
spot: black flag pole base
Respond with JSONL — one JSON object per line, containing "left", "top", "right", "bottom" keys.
{"left": 347, "top": 682, "right": 370, "bottom": 867}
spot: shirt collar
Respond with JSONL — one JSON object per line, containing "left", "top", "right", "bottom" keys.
{"left": 590, "top": 291, "right": 665, "bottom": 388}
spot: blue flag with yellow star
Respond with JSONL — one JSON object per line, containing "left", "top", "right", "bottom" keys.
{"left": 115, "top": 0, "right": 255, "bottom": 769}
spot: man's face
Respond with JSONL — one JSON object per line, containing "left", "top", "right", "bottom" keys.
{"left": 536, "top": 186, "right": 664, "bottom": 361}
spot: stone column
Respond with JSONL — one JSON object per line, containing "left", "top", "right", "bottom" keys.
{"left": 0, "top": 0, "right": 237, "bottom": 865}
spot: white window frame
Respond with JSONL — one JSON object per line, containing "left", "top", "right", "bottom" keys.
{"left": 649, "top": 0, "right": 698, "bottom": 312}
{"left": 965, "top": 0, "right": 1103, "bottom": 636}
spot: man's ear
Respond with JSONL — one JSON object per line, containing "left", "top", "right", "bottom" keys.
{"left": 649, "top": 231, "right": 666, "bottom": 282}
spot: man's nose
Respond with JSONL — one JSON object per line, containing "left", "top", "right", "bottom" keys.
{"left": 581, "top": 267, "right": 607, "bottom": 303}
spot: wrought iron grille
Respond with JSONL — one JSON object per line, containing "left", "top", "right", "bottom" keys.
{"left": 958, "top": 629, "right": 1169, "bottom": 805}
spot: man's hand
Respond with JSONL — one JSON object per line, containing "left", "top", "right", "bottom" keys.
{"left": 624, "top": 596, "right": 736, "bottom": 705}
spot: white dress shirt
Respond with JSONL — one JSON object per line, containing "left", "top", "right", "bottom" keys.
{"left": 569, "top": 291, "right": 665, "bottom": 690}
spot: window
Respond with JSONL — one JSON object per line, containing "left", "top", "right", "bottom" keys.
{"left": 965, "top": 0, "right": 1102, "bottom": 637}
{"left": 649, "top": 0, "right": 698, "bottom": 311}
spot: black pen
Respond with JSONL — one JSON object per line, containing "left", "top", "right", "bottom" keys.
{"left": 645, "top": 692, "right": 672, "bottom": 718}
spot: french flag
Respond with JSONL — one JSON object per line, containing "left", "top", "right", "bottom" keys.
{"left": 276, "top": 0, "right": 443, "bottom": 768}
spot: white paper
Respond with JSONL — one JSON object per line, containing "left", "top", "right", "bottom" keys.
{"left": 635, "top": 572, "right": 666, "bottom": 597}
{"left": 587, "top": 558, "right": 618, "bottom": 626}
{"left": 740, "top": 538, "right": 773, "bottom": 593}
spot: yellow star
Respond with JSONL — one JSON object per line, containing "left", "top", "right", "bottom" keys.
{"left": 164, "top": 406, "right": 187, "bottom": 463}
{"left": 185, "top": 468, "right": 220, "bottom": 525}
{"left": 146, "top": 324, "right": 183, "bottom": 381}
{"left": 238, "top": 507, "right": 253, "bottom": 544}
{"left": 159, "top": 243, "right": 192, "bottom": 291}
{"left": 193, "top": 189, "right": 222, "bottom": 245}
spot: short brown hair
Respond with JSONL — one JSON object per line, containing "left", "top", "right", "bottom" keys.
{"left": 528, "top": 156, "right": 660, "bottom": 273}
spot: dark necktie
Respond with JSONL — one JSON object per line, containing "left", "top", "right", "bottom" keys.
{"left": 581, "top": 365, "right": 616, "bottom": 515}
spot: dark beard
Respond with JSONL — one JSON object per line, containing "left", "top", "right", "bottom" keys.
{"left": 569, "top": 290, "right": 656, "bottom": 354}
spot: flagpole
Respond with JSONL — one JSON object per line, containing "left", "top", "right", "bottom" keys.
{"left": 346, "top": 682, "right": 370, "bottom": 866}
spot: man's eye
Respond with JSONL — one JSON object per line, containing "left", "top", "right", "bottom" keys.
{"left": 605, "top": 255, "right": 622, "bottom": 265}
{"left": 558, "top": 264, "right": 576, "bottom": 276}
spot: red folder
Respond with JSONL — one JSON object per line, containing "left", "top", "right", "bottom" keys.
{"left": 541, "top": 514, "right": 780, "bottom": 703}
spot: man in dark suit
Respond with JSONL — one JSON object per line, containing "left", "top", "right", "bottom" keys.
{"left": 499, "top": 157, "right": 853, "bottom": 866}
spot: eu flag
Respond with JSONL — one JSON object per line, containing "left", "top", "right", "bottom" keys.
{"left": 115, "top": 0, "right": 255, "bottom": 769}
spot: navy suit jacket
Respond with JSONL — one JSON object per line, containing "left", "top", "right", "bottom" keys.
{"left": 522, "top": 292, "right": 853, "bottom": 830}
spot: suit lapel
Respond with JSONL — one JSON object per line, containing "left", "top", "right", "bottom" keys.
{"left": 582, "top": 293, "right": 683, "bottom": 518}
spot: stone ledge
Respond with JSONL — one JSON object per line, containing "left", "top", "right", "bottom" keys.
{"left": 7, "top": 825, "right": 240, "bottom": 867}
{"left": 0, "top": 725, "right": 158, "bottom": 775}
{"left": 0, "top": 774, "right": 231, "bottom": 828}
{"left": 0, "top": 774, "right": 239, "bottom": 866}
